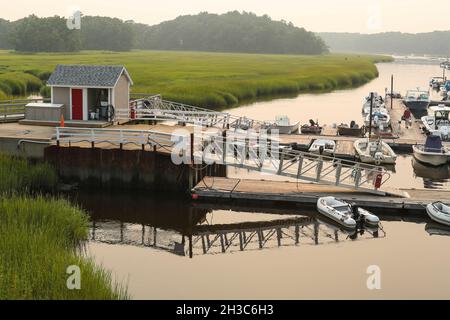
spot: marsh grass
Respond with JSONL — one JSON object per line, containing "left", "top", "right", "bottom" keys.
{"left": 0, "top": 153, "right": 58, "bottom": 193}
{"left": 0, "top": 154, "right": 129, "bottom": 300}
{"left": 0, "top": 50, "right": 392, "bottom": 108}
{"left": 0, "top": 195, "right": 129, "bottom": 299}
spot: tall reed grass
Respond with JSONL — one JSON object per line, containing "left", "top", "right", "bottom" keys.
{"left": 0, "top": 154, "right": 128, "bottom": 299}
{"left": 0, "top": 154, "right": 58, "bottom": 193}
{"left": 0, "top": 195, "right": 129, "bottom": 299}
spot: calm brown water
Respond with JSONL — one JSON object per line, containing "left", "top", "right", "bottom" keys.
{"left": 86, "top": 61, "right": 450, "bottom": 299}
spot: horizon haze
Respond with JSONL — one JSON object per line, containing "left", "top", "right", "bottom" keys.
{"left": 1, "top": 0, "right": 449, "bottom": 34}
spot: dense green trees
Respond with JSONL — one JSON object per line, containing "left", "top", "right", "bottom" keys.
{"left": 320, "top": 31, "right": 450, "bottom": 55}
{"left": 0, "top": 19, "right": 13, "bottom": 49}
{"left": 81, "top": 16, "right": 134, "bottom": 51}
{"left": 10, "top": 15, "right": 81, "bottom": 52}
{"left": 134, "top": 11, "right": 328, "bottom": 54}
{"left": 0, "top": 12, "right": 328, "bottom": 54}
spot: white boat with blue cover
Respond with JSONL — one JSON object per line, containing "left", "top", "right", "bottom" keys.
{"left": 413, "top": 135, "right": 450, "bottom": 166}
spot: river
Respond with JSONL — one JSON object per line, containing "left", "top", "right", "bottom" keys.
{"left": 85, "top": 60, "right": 450, "bottom": 299}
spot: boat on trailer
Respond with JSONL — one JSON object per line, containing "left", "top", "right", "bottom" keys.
{"left": 426, "top": 202, "right": 450, "bottom": 227}
{"left": 354, "top": 138, "right": 397, "bottom": 165}
{"left": 413, "top": 135, "right": 450, "bottom": 166}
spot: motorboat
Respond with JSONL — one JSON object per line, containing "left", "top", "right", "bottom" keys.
{"left": 300, "top": 119, "right": 322, "bottom": 135}
{"left": 403, "top": 88, "right": 431, "bottom": 118}
{"left": 337, "top": 121, "right": 365, "bottom": 137}
{"left": 263, "top": 115, "right": 299, "bottom": 134}
{"left": 421, "top": 105, "right": 450, "bottom": 140}
{"left": 316, "top": 197, "right": 380, "bottom": 229}
{"left": 354, "top": 138, "right": 397, "bottom": 165}
{"left": 308, "top": 139, "right": 336, "bottom": 155}
{"left": 364, "top": 110, "right": 391, "bottom": 130}
{"left": 362, "top": 93, "right": 385, "bottom": 115}
{"left": 430, "top": 77, "right": 445, "bottom": 89}
{"left": 316, "top": 197, "right": 356, "bottom": 229}
{"left": 362, "top": 104, "right": 386, "bottom": 117}
{"left": 426, "top": 202, "right": 450, "bottom": 226}
{"left": 413, "top": 135, "right": 450, "bottom": 166}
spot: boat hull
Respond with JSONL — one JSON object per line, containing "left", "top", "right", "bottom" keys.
{"left": 316, "top": 197, "right": 356, "bottom": 229}
{"left": 412, "top": 145, "right": 449, "bottom": 166}
{"left": 354, "top": 139, "right": 397, "bottom": 165}
{"left": 267, "top": 123, "right": 299, "bottom": 134}
{"left": 404, "top": 100, "right": 430, "bottom": 118}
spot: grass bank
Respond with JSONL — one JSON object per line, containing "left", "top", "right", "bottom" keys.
{"left": 0, "top": 50, "right": 392, "bottom": 108}
{"left": 0, "top": 154, "right": 128, "bottom": 299}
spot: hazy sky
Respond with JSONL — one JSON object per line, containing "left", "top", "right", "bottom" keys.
{"left": 2, "top": 0, "right": 449, "bottom": 33}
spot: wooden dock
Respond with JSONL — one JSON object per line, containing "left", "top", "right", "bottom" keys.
{"left": 192, "top": 177, "right": 450, "bottom": 213}
{"left": 278, "top": 98, "right": 448, "bottom": 156}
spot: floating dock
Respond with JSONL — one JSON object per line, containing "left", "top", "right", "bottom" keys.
{"left": 192, "top": 177, "right": 450, "bottom": 213}
{"left": 278, "top": 98, "right": 441, "bottom": 155}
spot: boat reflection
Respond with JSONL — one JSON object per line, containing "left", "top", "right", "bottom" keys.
{"left": 425, "top": 222, "right": 450, "bottom": 237}
{"left": 412, "top": 158, "right": 450, "bottom": 189}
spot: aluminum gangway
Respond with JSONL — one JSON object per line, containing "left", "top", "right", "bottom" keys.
{"left": 55, "top": 127, "right": 391, "bottom": 195}
{"left": 116, "top": 94, "right": 267, "bottom": 130}
{"left": 194, "top": 130, "right": 391, "bottom": 195}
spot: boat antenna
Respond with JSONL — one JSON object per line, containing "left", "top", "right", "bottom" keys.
{"left": 368, "top": 92, "right": 374, "bottom": 139}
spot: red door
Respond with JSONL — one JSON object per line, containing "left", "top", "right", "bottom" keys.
{"left": 71, "top": 89, "right": 83, "bottom": 120}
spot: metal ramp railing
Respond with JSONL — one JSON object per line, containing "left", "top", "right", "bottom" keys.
{"left": 118, "top": 94, "right": 267, "bottom": 130}
{"left": 55, "top": 127, "right": 391, "bottom": 195}
{"left": 195, "top": 130, "right": 391, "bottom": 195}
{"left": 55, "top": 127, "right": 177, "bottom": 150}
{"left": 0, "top": 97, "right": 50, "bottom": 122}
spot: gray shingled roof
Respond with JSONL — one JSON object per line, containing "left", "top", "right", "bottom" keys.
{"left": 47, "top": 65, "right": 131, "bottom": 87}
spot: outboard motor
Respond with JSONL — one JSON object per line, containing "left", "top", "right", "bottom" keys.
{"left": 351, "top": 203, "right": 360, "bottom": 220}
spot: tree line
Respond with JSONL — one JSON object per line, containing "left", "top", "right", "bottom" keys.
{"left": 319, "top": 31, "right": 450, "bottom": 55}
{"left": 0, "top": 12, "right": 328, "bottom": 54}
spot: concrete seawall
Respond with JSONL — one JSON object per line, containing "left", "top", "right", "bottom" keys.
{"left": 45, "top": 146, "right": 227, "bottom": 192}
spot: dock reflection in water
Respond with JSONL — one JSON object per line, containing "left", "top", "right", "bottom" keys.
{"left": 73, "top": 191, "right": 383, "bottom": 259}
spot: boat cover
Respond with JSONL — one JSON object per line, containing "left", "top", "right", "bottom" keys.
{"left": 425, "top": 135, "right": 443, "bottom": 152}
